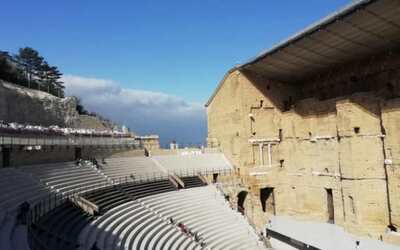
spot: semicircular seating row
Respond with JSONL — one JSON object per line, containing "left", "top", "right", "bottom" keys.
{"left": 79, "top": 186, "right": 265, "bottom": 250}
{"left": 138, "top": 186, "right": 264, "bottom": 250}
{"left": 0, "top": 153, "right": 235, "bottom": 250}
{"left": 0, "top": 168, "right": 51, "bottom": 250}
{"left": 31, "top": 177, "right": 184, "bottom": 250}
{"left": 29, "top": 178, "right": 182, "bottom": 250}
{"left": 79, "top": 201, "right": 202, "bottom": 250}
{"left": 99, "top": 153, "right": 232, "bottom": 182}
{"left": 152, "top": 153, "right": 232, "bottom": 175}
{"left": 30, "top": 200, "right": 93, "bottom": 250}
{"left": 18, "top": 153, "right": 228, "bottom": 197}
{"left": 99, "top": 157, "right": 168, "bottom": 183}
{"left": 82, "top": 179, "right": 177, "bottom": 214}
{"left": 21, "top": 162, "right": 110, "bottom": 195}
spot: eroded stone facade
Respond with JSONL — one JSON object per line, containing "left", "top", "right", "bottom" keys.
{"left": 206, "top": 55, "right": 400, "bottom": 244}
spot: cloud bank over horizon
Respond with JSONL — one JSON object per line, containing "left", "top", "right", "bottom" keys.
{"left": 62, "top": 75, "right": 207, "bottom": 147}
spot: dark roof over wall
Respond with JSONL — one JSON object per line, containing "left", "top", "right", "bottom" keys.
{"left": 206, "top": 0, "right": 400, "bottom": 106}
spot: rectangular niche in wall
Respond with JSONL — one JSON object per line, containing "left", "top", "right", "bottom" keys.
{"left": 326, "top": 188, "right": 334, "bottom": 224}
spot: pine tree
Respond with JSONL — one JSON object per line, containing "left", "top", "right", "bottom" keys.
{"left": 1, "top": 47, "right": 65, "bottom": 97}
{"left": 15, "top": 47, "right": 43, "bottom": 88}
{"left": 38, "top": 61, "right": 52, "bottom": 92}
{"left": 0, "top": 51, "right": 12, "bottom": 80}
{"left": 48, "top": 66, "right": 64, "bottom": 97}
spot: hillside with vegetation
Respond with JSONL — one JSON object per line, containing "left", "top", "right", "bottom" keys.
{"left": 0, "top": 47, "right": 129, "bottom": 134}
{"left": 0, "top": 47, "right": 64, "bottom": 97}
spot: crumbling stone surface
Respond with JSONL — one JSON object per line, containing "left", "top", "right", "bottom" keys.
{"left": 0, "top": 80, "right": 79, "bottom": 126}
{"left": 382, "top": 99, "right": 400, "bottom": 229}
{"left": 0, "top": 80, "right": 117, "bottom": 131}
{"left": 207, "top": 67, "right": 400, "bottom": 243}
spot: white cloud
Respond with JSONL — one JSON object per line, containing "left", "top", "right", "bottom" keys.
{"left": 62, "top": 74, "right": 206, "bottom": 146}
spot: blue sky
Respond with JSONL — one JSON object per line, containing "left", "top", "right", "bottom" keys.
{"left": 1, "top": 0, "right": 350, "bottom": 146}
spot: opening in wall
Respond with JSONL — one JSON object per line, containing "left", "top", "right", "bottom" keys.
{"left": 237, "top": 191, "right": 248, "bottom": 215}
{"left": 282, "top": 95, "right": 294, "bottom": 111}
{"left": 213, "top": 173, "right": 219, "bottom": 183}
{"left": 260, "top": 187, "right": 276, "bottom": 215}
{"left": 349, "top": 195, "right": 356, "bottom": 214}
{"left": 326, "top": 188, "right": 334, "bottom": 223}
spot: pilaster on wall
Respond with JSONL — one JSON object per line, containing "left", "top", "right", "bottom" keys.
{"left": 381, "top": 98, "right": 400, "bottom": 229}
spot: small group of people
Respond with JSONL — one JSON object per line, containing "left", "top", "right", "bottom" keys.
{"left": 169, "top": 217, "right": 207, "bottom": 247}
{"left": 75, "top": 158, "right": 83, "bottom": 167}
{"left": 75, "top": 157, "right": 104, "bottom": 169}
{"left": 89, "top": 157, "right": 99, "bottom": 168}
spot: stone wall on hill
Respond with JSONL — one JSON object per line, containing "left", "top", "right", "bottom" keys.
{"left": 72, "top": 115, "right": 111, "bottom": 130}
{"left": 0, "top": 80, "right": 115, "bottom": 130}
{"left": 0, "top": 80, "right": 79, "bottom": 127}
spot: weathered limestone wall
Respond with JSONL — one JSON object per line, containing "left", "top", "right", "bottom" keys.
{"left": 207, "top": 67, "right": 400, "bottom": 242}
{"left": 0, "top": 80, "right": 116, "bottom": 130}
{"left": 138, "top": 137, "right": 160, "bottom": 151}
{"left": 207, "top": 71, "right": 245, "bottom": 168}
{"left": 382, "top": 99, "right": 400, "bottom": 230}
{"left": 0, "top": 80, "right": 79, "bottom": 126}
{"left": 73, "top": 115, "right": 111, "bottom": 130}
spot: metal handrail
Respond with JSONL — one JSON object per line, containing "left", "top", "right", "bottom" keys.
{"left": 0, "top": 134, "right": 140, "bottom": 147}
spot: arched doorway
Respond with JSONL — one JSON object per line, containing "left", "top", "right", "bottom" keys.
{"left": 260, "top": 187, "right": 275, "bottom": 215}
{"left": 212, "top": 173, "right": 219, "bottom": 183}
{"left": 237, "top": 190, "right": 248, "bottom": 215}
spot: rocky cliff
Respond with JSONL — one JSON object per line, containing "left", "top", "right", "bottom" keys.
{"left": 0, "top": 80, "right": 113, "bottom": 129}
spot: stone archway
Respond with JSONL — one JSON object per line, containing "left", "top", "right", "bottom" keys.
{"left": 237, "top": 190, "right": 248, "bottom": 215}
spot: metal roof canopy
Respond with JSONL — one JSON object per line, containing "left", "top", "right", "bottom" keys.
{"left": 239, "top": 0, "right": 400, "bottom": 84}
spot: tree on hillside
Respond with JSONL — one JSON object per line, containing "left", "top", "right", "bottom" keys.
{"left": 38, "top": 62, "right": 62, "bottom": 93}
{"left": 38, "top": 61, "right": 51, "bottom": 91}
{"left": 0, "top": 51, "right": 26, "bottom": 83}
{"left": 0, "top": 47, "right": 65, "bottom": 97}
{"left": 48, "top": 66, "right": 64, "bottom": 97}
{"left": 14, "top": 47, "right": 43, "bottom": 88}
{"left": 0, "top": 51, "right": 12, "bottom": 79}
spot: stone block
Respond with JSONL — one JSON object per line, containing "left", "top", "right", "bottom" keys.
{"left": 336, "top": 94, "right": 382, "bottom": 137}
{"left": 339, "top": 136, "right": 385, "bottom": 179}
